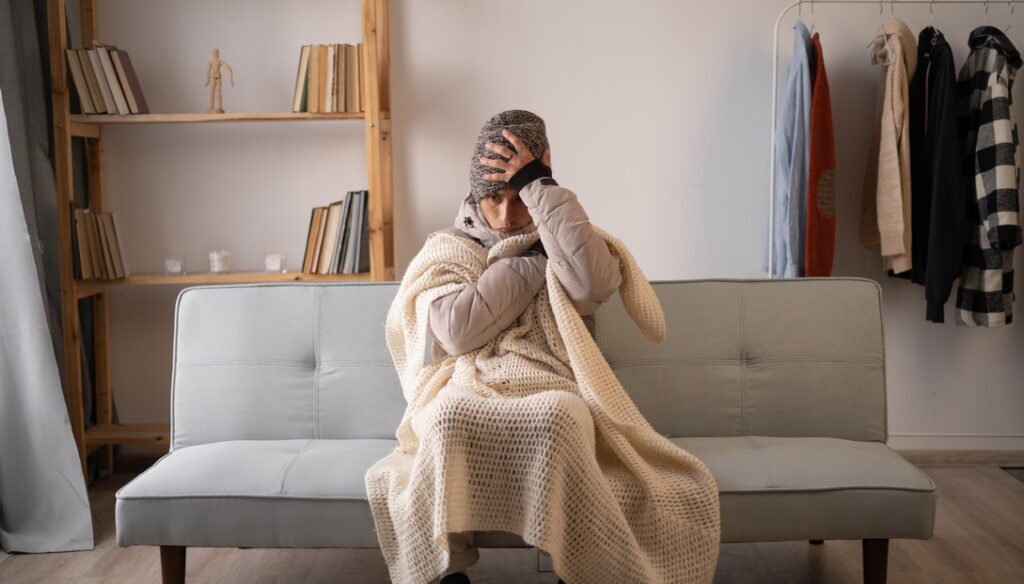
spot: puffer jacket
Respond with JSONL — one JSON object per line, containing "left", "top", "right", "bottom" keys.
{"left": 428, "top": 161, "right": 622, "bottom": 358}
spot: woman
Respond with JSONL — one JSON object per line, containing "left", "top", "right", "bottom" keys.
{"left": 427, "top": 110, "right": 622, "bottom": 583}
{"left": 367, "top": 110, "right": 719, "bottom": 584}
{"left": 428, "top": 110, "right": 621, "bottom": 359}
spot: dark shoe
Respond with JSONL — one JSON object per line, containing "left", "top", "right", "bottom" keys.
{"left": 440, "top": 573, "right": 470, "bottom": 584}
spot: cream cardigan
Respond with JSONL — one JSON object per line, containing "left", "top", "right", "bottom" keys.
{"left": 861, "top": 16, "right": 918, "bottom": 274}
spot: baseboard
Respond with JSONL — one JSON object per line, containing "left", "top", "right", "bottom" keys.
{"left": 889, "top": 432, "right": 1024, "bottom": 465}
{"left": 888, "top": 432, "right": 1024, "bottom": 452}
{"left": 897, "top": 449, "right": 1024, "bottom": 466}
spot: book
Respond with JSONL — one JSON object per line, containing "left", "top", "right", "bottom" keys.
{"left": 99, "top": 212, "right": 118, "bottom": 278}
{"left": 358, "top": 42, "right": 366, "bottom": 111}
{"left": 335, "top": 43, "right": 344, "bottom": 113}
{"left": 342, "top": 190, "right": 362, "bottom": 273}
{"left": 77, "top": 48, "right": 107, "bottom": 113}
{"left": 98, "top": 212, "right": 124, "bottom": 278}
{"left": 110, "top": 50, "right": 138, "bottom": 113}
{"left": 85, "top": 210, "right": 105, "bottom": 278}
{"left": 325, "top": 43, "right": 335, "bottom": 113}
{"left": 331, "top": 192, "right": 354, "bottom": 274}
{"left": 345, "top": 44, "right": 359, "bottom": 113}
{"left": 110, "top": 211, "right": 131, "bottom": 274}
{"left": 103, "top": 211, "right": 130, "bottom": 276}
{"left": 111, "top": 48, "right": 149, "bottom": 114}
{"left": 308, "top": 44, "right": 320, "bottom": 113}
{"left": 94, "top": 43, "right": 130, "bottom": 115}
{"left": 292, "top": 45, "right": 310, "bottom": 113}
{"left": 72, "top": 205, "right": 83, "bottom": 280}
{"left": 86, "top": 48, "right": 116, "bottom": 115}
{"left": 65, "top": 50, "right": 96, "bottom": 114}
{"left": 336, "top": 43, "right": 347, "bottom": 113}
{"left": 316, "top": 197, "right": 345, "bottom": 275}
{"left": 302, "top": 206, "right": 324, "bottom": 273}
{"left": 356, "top": 190, "right": 371, "bottom": 273}
{"left": 318, "top": 44, "right": 329, "bottom": 114}
{"left": 310, "top": 204, "right": 329, "bottom": 272}
{"left": 74, "top": 207, "right": 92, "bottom": 279}
{"left": 93, "top": 210, "right": 115, "bottom": 278}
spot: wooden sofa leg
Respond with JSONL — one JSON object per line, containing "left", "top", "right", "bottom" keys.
{"left": 160, "top": 546, "right": 186, "bottom": 584}
{"left": 862, "top": 538, "right": 889, "bottom": 584}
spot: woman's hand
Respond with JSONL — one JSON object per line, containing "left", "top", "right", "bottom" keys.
{"left": 480, "top": 129, "right": 551, "bottom": 183}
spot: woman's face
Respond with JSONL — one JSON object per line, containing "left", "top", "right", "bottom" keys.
{"left": 479, "top": 187, "right": 533, "bottom": 233}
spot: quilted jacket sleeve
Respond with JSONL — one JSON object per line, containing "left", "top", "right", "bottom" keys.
{"left": 509, "top": 159, "right": 622, "bottom": 316}
{"left": 428, "top": 253, "right": 547, "bottom": 356}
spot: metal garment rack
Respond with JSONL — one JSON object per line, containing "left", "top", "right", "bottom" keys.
{"left": 767, "top": 0, "right": 1014, "bottom": 278}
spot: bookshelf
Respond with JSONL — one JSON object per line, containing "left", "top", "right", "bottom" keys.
{"left": 46, "top": 0, "right": 395, "bottom": 482}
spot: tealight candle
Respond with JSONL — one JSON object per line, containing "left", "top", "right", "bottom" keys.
{"left": 264, "top": 253, "right": 286, "bottom": 273}
{"left": 164, "top": 255, "right": 186, "bottom": 276}
{"left": 208, "top": 249, "right": 230, "bottom": 273}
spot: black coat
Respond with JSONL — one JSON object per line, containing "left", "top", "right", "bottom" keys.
{"left": 892, "top": 26, "right": 968, "bottom": 323}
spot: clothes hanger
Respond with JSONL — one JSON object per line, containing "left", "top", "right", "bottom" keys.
{"left": 867, "top": 0, "right": 896, "bottom": 66}
{"left": 798, "top": 0, "right": 816, "bottom": 35}
{"left": 1009, "top": 1, "right": 1024, "bottom": 47}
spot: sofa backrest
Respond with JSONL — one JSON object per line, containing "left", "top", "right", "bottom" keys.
{"left": 596, "top": 278, "right": 886, "bottom": 442}
{"left": 171, "top": 282, "right": 407, "bottom": 449}
{"left": 170, "top": 278, "right": 886, "bottom": 450}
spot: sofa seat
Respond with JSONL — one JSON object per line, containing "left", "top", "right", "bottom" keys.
{"left": 116, "top": 439, "right": 397, "bottom": 549}
{"left": 672, "top": 436, "right": 936, "bottom": 543}
{"left": 117, "top": 435, "right": 937, "bottom": 551}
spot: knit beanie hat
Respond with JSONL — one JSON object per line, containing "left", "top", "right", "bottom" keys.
{"left": 469, "top": 109, "right": 549, "bottom": 202}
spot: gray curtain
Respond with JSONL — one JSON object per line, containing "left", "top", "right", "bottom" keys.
{"left": 0, "top": 0, "right": 93, "bottom": 555}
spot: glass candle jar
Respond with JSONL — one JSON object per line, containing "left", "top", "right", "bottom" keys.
{"left": 164, "top": 255, "right": 186, "bottom": 276}
{"left": 264, "top": 252, "right": 286, "bottom": 273}
{"left": 208, "top": 249, "right": 230, "bottom": 273}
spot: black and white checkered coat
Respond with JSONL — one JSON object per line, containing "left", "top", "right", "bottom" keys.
{"left": 955, "top": 27, "right": 1024, "bottom": 327}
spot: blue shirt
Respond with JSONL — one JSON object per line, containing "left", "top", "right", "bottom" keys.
{"left": 765, "top": 20, "right": 813, "bottom": 277}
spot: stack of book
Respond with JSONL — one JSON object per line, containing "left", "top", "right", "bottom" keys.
{"left": 65, "top": 41, "right": 149, "bottom": 115}
{"left": 70, "top": 204, "right": 131, "bottom": 280}
{"left": 303, "top": 190, "right": 371, "bottom": 274}
{"left": 292, "top": 43, "right": 364, "bottom": 113}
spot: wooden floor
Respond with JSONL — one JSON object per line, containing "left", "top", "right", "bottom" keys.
{"left": 1, "top": 465, "right": 1022, "bottom": 583}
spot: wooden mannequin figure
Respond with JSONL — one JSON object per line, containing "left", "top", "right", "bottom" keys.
{"left": 204, "top": 48, "right": 234, "bottom": 113}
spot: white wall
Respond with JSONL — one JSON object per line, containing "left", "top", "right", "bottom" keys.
{"left": 83, "top": 0, "right": 1024, "bottom": 452}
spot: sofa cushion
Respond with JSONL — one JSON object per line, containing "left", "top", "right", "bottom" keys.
{"left": 116, "top": 439, "right": 396, "bottom": 548}
{"left": 116, "top": 436, "right": 936, "bottom": 549}
{"left": 673, "top": 436, "right": 936, "bottom": 542}
{"left": 597, "top": 279, "right": 887, "bottom": 442}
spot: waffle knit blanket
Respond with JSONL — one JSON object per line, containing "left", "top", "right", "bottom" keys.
{"left": 365, "top": 227, "right": 721, "bottom": 584}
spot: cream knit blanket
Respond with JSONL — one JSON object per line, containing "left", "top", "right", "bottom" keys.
{"left": 365, "top": 227, "right": 720, "bottom": 584}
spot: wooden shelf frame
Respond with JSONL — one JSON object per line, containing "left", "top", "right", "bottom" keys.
{"left": 46, "top": 0, "right": 395, "bottom": 482}
{"left": 73, "top": 270, "right": 374, "bottom": 298}
{"left": 70, "top": 112, "right": 365, "bottom": 123}
{"left": 86, "top": 423, "right": 171, "bottom": 447}
{"left": 68, "top": 112, "right": 365, "bottom": 137}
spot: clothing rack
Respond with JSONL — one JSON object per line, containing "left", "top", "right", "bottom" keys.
{"left": 768, "top": 0, "right": 1018, "bottom": 278}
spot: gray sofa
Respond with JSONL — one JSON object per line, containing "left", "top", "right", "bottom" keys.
{"left": 116, "top": 277, "right": 936, "bottom": 584}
